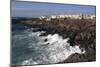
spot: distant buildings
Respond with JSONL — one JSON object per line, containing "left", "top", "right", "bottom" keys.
{"left": 82, "top": 14, "right": 96, "bottom": 19}
{"left": 39, "top": 14, "right": 96, "bottom": 21}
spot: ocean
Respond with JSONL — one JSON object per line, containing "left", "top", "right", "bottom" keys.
{"left": 11, "top": 23, "right": 85, "bottom": 65}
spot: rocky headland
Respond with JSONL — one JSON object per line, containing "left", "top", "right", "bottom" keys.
{"left": 12, "top": 16, "right": 96, "bottom": 63}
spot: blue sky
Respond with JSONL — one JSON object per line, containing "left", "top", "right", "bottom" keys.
{"left": 11, "top": 1, "right": 96, "bottom": 17}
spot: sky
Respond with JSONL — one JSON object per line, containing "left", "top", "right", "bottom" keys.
{"left": 11, "top": 0, "right": 96, "bottom": 17}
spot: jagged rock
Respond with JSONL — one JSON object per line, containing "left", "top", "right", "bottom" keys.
{"left": 13, "top": 17, "right": 96, "bottom": 63}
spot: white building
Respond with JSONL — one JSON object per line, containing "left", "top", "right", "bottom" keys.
{"left": 39, "top": 14, "right": 96, "bottom": 20}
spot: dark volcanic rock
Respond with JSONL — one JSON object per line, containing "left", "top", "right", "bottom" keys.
{"left": 44, "top": 39, "right": 48, "bottom": 42}
{"left": 62, "top": 53, "right": 88, "bottom": 63}
{"left": 13, "top": 17, "right": 96, "bottom": 63}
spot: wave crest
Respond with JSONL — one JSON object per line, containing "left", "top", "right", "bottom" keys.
{"left": 18, "top": 31, "right": 85, "bottom": 65}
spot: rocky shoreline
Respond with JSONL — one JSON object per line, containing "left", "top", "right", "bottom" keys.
{"left": 12, "top": 17, "right": 96, "bottom": 63}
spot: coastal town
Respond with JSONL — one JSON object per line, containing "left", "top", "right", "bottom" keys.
{"left": 39, "top": 14, "right": 96, "bottom": 21}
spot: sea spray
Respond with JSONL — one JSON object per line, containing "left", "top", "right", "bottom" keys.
{"left": 19, "top": 31, "right": 85, "bottom": 65}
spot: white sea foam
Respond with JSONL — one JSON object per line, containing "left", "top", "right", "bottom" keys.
{"left": 20, "top": 31, "right": 85, "bottom": 65}
{"left": 21, "top": 58, "right": 38, "bottom": 65}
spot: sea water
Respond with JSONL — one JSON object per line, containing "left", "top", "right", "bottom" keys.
{"left": 12, "top": 23, "right": 85, "bottom": 65}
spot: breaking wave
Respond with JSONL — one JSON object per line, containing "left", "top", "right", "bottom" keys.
{"left": 12, "top": 29, "right": 85, "bottom": 65}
